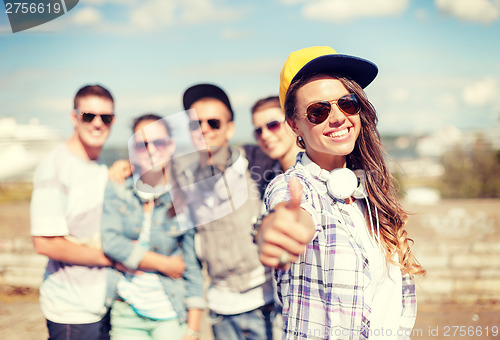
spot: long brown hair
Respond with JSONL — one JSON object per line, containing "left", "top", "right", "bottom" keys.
{"left": 285, "top": 73, "right": 425, "bottom": 276}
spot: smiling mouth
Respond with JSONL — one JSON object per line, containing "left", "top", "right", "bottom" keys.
{"left": 325, "top": 127, "right": 349, "bottom": 139}
{"left": 264, "top": 142, "right": 276, "bottom": 150}
{"left": 90, "top": 130, "right": 105, "bottom": 137}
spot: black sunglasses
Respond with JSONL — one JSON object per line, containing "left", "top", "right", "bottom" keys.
{"left": 134, "top": 139, "right": 172, "bottom": 152}
{"left": 305, "top": 94, "right": 361, "bottom": 125}
{"left": 189, "top": 119, "right": 221, "bottom": 131}
{"left": 76, "top": 109, "right": 114, "bottom": 125}
{"left": 253, "top": 120, "right": 283, "bottom": 139}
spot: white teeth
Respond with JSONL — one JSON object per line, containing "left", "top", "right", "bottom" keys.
{"left": 327, "top": 128, "right": 348, "bottom": 138}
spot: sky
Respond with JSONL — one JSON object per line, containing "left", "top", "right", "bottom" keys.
{"left": 1, "top": 0, "right": 500, "bottom": 147}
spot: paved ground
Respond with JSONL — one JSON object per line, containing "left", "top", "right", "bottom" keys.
{"left": 0, "top": 286, "right": 46, "bottom": 340}
{"left": 1, "top": 200, "right": 500, "bottom": 339}
{"left": 1, "top": 287, "right": 499, "bottom": 340}
{"left": 0, "top": 286, "right": 215, "bottom": 340}
{"left": 413, "top": 302, "right": 500, "bottom": 339}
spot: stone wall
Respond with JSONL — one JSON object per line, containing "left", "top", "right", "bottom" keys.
{"left": 0, "top": 238, "right": 46, "bottom": 288}
{"left": 415, "top": 240, "right": 500, "bottom": 304}
{"left": 1, "top": 199, "right": 500, "bottom": 307}
{"left": 407, "top": 199, "right": 500, "bottom": 305}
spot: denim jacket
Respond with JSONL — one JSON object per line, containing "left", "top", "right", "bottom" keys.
{"left": 101, "top": 177, "right": 205, "bottom": 323}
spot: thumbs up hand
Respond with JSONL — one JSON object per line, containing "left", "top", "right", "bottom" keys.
{"left": 257, "top": 177, "right": 315, "bottom": 270}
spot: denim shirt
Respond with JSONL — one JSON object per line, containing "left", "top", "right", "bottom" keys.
{"left": 101, "top": 177, "right": 205, "bottom": 323}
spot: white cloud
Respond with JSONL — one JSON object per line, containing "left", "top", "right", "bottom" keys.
{"left": 463, "top": 77, "right": 497, "bottom": 107}
{"left": 435, "top": 0, "right": 500, "bottom": 24}
{"left": 0, "top": 69, "right": 52, "bottom": 90}
{"left": 129, "top": 0, "right": 176, "bottom": 32}
{"left": 29, "top": 0, "right": 249, "bottom": 35}
{"left": 72, "top": 7, "right": 103, "bottom": 26}
{"left": 302, "top": 0, "right": 410, "bottom": 23}
{"left": 389, "top": 88, "right": 410, "bottom": 102}
{"left": 221, "top": 29, "right": 253, "bottom": 40}
{"left": 172, "top": 58, "right": 283, "bottom": 77}
{"left": 29, "top": 5, "right": 111, "bottom": 32}
{"left": 414, "top": 8, "right": 430, "bottom": 22}
{"left": 120, "top": 93, "right": 180, "bottom": 113}
{"left": 436, "top": 93, "right": 459, "bottom": 111}
{"left": 82, "top": 0, "right": 139, "bottom": 4}
{"left": 372, "top": 74, "right": 479, "bottom": 133}
{"left": 179, "top": 0, "right": 249, "bottom": 25}
{"left": 0, "top": 25, "right": 12, "bottom": 34}
{"left": 278, "top": 0, "right": 309, "bottom": 4}
{"left": 229, "top": 91, "right": 256, "bottom": 111}
{"left": 35, "top": 97, "right": 70, "bottom": 112}
{"left": 373, "top": 74, "right": 500, "bottom": 134}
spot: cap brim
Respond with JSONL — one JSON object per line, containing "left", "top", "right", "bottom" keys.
{"left": 291, "top": 54, "right": 378, "bottom": 89}
{"left": 182, "top": 84, "right": 233, "bottom": 118}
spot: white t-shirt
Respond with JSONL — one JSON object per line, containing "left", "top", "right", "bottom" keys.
{"left": 30, "top": 143, "right": 109, "bottom": 324}
{"left": 116, "top": 210, "right": 177, "bottom": 320}
{"left": 344, "top": 201, "right": 402, "bottom": 338}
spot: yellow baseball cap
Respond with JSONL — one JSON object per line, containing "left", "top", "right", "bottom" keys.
{"left": 279, "top": 46, "right": 378, "bottom": 109}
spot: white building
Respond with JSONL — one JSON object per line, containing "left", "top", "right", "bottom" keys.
{"left": 0, "top": 117, "right": 62, "bottom": 181}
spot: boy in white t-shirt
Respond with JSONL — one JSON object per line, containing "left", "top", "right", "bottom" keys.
{"left": 30, "top": 85, "right": 116, "bottom": 340}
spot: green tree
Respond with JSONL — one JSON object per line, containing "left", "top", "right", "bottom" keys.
{"left": 439, "top": 135, "right": 500, "bottom": 198}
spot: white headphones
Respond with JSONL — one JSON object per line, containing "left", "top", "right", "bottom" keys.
{"left": 302, "top": 158, "right": 366, "bottom": 201}
{"left": 317, "top": 166, "right": 380, "bottom": 246}
{"left": 326, "top": 168, "right": 367, "bottom": 200}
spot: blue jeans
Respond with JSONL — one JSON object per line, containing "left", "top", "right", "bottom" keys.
{"left": 210, "top": 303, "right": 274, "bottom": 340}
{"left": 46, "top": 310, "right": 111, "bottom": 340}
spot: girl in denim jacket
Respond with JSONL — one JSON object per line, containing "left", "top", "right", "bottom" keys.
{"left": 102, "top": 114, "right": 205, "bottom": 340}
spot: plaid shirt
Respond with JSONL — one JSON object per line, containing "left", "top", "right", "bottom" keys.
{"left": 264, "top": 153, "right": 417, "bottom": 339}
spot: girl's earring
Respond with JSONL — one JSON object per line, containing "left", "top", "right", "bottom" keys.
{"left": 296, "top": 136, "right": 306, "bottom": 149}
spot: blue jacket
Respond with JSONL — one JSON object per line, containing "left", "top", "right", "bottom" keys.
{"left": 101, "top": 177, "right": 205, "bottom": 323}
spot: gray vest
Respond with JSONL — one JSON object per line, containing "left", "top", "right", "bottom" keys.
{"left": 180, "top": 147, "right": 266, "bottom": 292}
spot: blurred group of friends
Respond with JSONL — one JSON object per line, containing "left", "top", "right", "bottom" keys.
{"left": 30, "top": 46, "right": 425, "bottom": 340}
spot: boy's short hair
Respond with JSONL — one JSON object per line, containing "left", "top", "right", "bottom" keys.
{"left": 74, "top": 85, "right": 114, "bottom": 109}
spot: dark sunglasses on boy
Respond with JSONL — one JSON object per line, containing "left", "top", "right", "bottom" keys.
{"left": 189, "top": 119, "right": 221, "bottom": 131}
{"left": 134, "top": 138, "right": 172, "bottom": 152}
{"left": 75, "top": 109, "right": 114, "bottom": 125}
{"left": 253, "top": 120, "right": 284, "bottom": 139}
{"left": 305, "top": 93, "right": 361, "bottom": 125}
